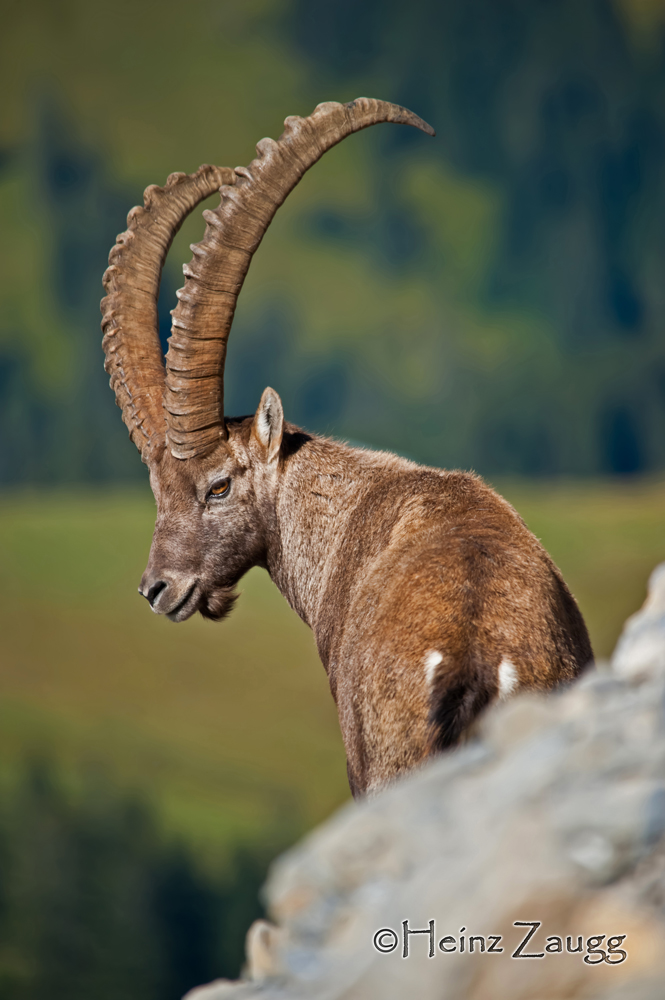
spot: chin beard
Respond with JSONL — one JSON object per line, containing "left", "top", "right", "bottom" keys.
{"left": 198, "top": 586, "right": 239, "bottom": 622}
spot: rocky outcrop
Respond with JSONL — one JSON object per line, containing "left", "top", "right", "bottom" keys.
{"left": 187, "top": 564, "right": 665, "bottom": 1000}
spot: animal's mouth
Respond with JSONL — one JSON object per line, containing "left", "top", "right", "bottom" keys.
{"left": 165, "top": 583, "right": 198, "bottom": 622}
{"left": 155, "top": 581, "right": 238, "bottom": 624}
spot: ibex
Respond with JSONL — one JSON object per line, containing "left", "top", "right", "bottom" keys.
{"left": 102, "top": 99, "right": 592, "bottom": 797}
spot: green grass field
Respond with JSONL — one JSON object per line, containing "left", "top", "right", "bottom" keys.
{"left": 0, "top": 479, "right": 663, "bottom": 864}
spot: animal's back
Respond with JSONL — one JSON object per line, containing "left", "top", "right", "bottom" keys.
{"left": 323, "top": 468, "right": 592, "bottom": 794}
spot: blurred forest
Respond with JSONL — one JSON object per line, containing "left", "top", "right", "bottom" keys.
{"left": 2, "top": 0, "right": 665, "bottom": 996}
{"left": 0, "top": 762, "right": 274, "bottom": 998}
{"left": 1, "top": 0, "right": 665, "bottom": 481}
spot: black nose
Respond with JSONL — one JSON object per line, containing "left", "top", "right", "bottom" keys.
{"left": 142, "top": 580, "right": 167, "bottom": 607}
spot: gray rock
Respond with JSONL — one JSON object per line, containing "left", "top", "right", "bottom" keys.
{"left": 613, "top": 563, "right": 665, "bottom": 680}
{"left": 186, "top": 562, "right": 665, "bottom": 1000}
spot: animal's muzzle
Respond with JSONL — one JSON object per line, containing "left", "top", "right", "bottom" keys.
{"left": 139, "top": 572, "right": 198, "bottom": 620}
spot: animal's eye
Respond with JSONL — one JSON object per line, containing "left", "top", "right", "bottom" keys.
{"left": 208, "top": 479, "right": 230, "bottom": 498}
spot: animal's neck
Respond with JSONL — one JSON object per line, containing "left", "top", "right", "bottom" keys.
{"left": 266, "top": 435, "right": 358, "bottom": 631}
{"left": 265, "top": 432, "right": 415, "bottom": 662}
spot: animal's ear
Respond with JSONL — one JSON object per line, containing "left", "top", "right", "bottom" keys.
{"left": 252, "top": 387, "right": 284, "bottom": 464}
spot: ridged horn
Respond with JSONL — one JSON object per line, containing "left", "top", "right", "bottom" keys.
{"left": 101, "top": 164, "right": 234, "bottom": 463}
{"left": 165, "top": 98, "right": 435, "bottom": 459}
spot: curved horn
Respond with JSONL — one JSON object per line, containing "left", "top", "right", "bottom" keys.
{"left": 101, "top": 164, "right": 234, "bottom": 463}
{"left": 165, "top": 98, "right": 435, "bottom": 459}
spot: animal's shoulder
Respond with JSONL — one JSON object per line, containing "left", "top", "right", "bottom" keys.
{"left": 364, "top": 466, "right": 524, "bottom": 528}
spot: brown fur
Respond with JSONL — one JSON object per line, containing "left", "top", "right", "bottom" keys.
{"left": 140, "top": 391, "right": 593, "bottom": 798}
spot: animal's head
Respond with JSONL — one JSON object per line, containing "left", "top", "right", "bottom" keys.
{"left": 101, "top": 99, "right": 434, "bottom": 622}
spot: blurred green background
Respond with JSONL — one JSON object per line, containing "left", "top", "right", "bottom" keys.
{"left": 1, "top": 0, "right": 665, "bottom": 996}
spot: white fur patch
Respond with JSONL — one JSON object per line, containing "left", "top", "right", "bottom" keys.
{"left": 257, "top": 406, "right": 272, "bottom": 445}
{"left": 424, "top": 650, "right": 443, "bottom": 687}
{"left": 498, "top": 657, "right": 519, "bottom": 699}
